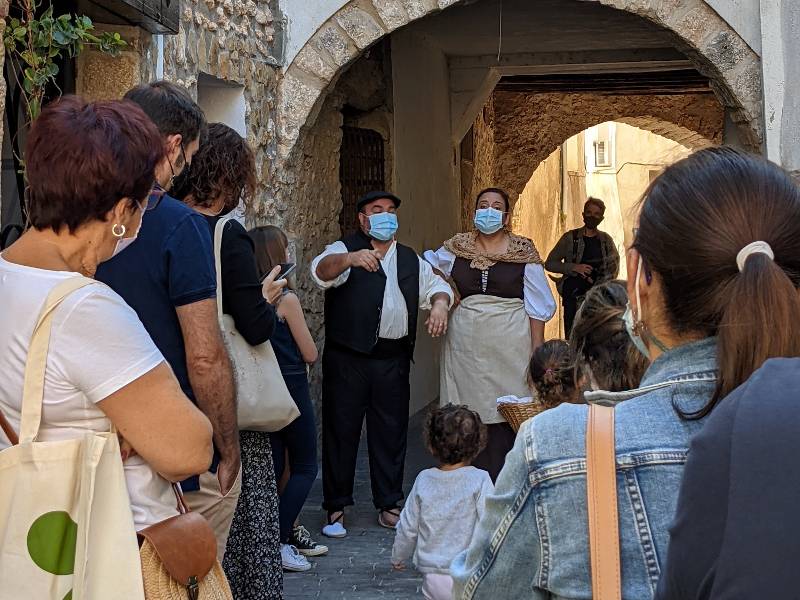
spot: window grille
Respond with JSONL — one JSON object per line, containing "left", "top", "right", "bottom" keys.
{"left": 338, "top": 126, "right": 385, "bottom": 236}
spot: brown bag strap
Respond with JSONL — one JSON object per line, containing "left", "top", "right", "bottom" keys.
{"left": 586, "top": 403, "right": 622, "bottom": 600}
{"left": 0, "top": 409, "right": 18, "bottom": 446}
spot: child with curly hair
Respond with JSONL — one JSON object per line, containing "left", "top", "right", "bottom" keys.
{"left": 528, "top": 339, "right": 581, "bottom": 408}
{"left": 391, "top": 404, "right": 494, "bottom": 600}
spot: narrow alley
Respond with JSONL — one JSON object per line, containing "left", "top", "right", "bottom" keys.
{"left": 284, "top": 407, "right": 436, "bottom": 599}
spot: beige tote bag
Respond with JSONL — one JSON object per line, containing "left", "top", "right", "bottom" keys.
{"left": 213, "top": 216, "right": 299, "bottom": 432}
{"left": 0, "top": 277, "right": 145, "bottom": 600}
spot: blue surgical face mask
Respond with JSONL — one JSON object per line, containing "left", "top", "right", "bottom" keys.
{"left": 623, "top": 303, "right": 650, "bottom": 359}
{"left": 624, "top": 256, "right": 668, "bottom": 359}
{"left": 474, "top": 207, "right": 504, "bottom": 234}
{"left": 367, "top": 212, "right": 398, "bottom": 241}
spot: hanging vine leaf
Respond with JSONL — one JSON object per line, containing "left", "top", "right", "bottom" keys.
{"left": 3, "top": 0, "right": 127, "bottom": 123}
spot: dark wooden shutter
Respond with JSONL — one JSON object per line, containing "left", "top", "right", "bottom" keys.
{"left": 339, "top": 127, "right": 385, "bottom": 237}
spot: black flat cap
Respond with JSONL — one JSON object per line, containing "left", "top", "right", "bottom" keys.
{"left": 357, "top": 190, "right": 402, "bottom": 211}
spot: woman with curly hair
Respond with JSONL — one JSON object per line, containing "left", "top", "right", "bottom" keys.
{"left": 172, "top": 122, "right": 287, "bottom": 597}
{"left": 424, "top": 188, "right": 556, "bottom": 481}
{"left": 391, "top": 404, "right": 493, "bottom": 600}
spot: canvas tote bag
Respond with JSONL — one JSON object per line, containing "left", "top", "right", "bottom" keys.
{"left": 213, "top": 216, "right": 299, "bottom": 432}
{"left": 586, "top": 402, "right": 622, "bottom": 600}
{"left": 0, "top": 277, "right": 145, "bottom": 600}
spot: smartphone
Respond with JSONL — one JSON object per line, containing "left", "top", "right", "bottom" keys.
{"left": 261, "top": 262, "right": 296, "bottom": 283}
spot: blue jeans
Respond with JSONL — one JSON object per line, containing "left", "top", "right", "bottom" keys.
{"left": 269, "top": 371, "right": 318, "bottom": 542}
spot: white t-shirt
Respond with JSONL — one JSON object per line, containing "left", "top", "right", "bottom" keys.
{"left": 0, "top": 256, "right": 178, "bottom": 529}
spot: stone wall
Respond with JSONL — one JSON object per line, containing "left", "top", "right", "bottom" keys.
{"left": 464, "top": 96, "right": 497, "bottom": 228}
{"left": 491, "top": 90, "right": 724, "bottom": 202}
{"left": 153, "top": 0, "right": 282, "bottom": 224}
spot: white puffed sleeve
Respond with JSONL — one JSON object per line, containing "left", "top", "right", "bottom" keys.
{"left": 422, "top": 247, "right": 456, "bottom": 277}
{"left": 524, "top": 263, "right": 557, "bottom": 321}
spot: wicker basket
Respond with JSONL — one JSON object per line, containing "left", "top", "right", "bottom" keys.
{"left": 498, "top": 401, "right": 548, "bottom": 433}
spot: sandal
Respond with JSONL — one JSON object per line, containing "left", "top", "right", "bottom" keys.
{"left": 378, "top": 508, "right": 401, "bottom": 530}
{"left": 322, "top": 511, "right": 347, "bottom": 538}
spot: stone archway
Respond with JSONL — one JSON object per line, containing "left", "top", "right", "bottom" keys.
{"left": 277, "top": 0, "right": 761, "bottom": 161}
{"left": 490, "top": 90, "right": 724, "bottom": 202}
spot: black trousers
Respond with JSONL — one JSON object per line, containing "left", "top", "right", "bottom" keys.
{"left": 321, "top": 341, "right": 411, "bottom": 512}
{"left": 563, "top": 294, "right": 578, "bottom": 338}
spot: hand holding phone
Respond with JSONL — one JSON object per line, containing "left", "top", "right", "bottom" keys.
{"left": 260, "top": 265, "right": 289, "bottom": 304}
{"left": 277, "top": 262, "right": 296, "bottom": 280}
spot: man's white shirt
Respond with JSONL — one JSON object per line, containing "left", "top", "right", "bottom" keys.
{"left": 311, "top": 240, "right": 453, "bottom": 339}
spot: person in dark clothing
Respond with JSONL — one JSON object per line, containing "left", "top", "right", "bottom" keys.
{"left": 172, "top": 122, "right": 286, "bottom": 598}
{"left": 311, "top": 191, "right": 453, "bottom": 537}
{"left": 545, "top": 197, "right": 620, "bottom": 336}
{"left": 95, "top": 82, "right": 242, "bottom": 560}
{"left": 250, "top": 224, "right": 328, "bottom": 573}
{"left": 656, "top": 358, "right": 800, "bottom": 600}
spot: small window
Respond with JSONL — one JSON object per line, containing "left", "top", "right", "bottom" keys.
{"left": 594, "top": 141, "right": 611, "bottom": 167}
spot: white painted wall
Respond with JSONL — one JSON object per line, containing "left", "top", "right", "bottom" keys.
{"left": 705, "top": 0, "right": 761, "bottom": 54}
{"left": 280, "top": 0, "right": 350, "bottom": 67}
{"left": 391, "top": 29, "right": 460, "bottom": 414}
{"left": 197, "top": 78, "right": 247, "bottom": 137}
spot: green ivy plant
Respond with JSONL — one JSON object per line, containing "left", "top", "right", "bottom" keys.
{"left": 3, "top": 0, "right": 127, "bottom": 123}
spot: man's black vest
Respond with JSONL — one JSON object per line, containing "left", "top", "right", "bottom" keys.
{"left": 324, "top": 231, "right": 420, "bottom": 357}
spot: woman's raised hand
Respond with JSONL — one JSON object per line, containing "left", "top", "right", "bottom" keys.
{"left": 262, "top": 265, "right": 289, "bottom": 304}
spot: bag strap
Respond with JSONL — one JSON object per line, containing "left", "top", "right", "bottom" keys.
{"left": 586, "top": 403, "right": 622, "bottom": 600}
{"left": 20, "top": 276, "right": 95, "bottom": 443}
{"left": 213, "top": 215, "right": 234, "bottom": 322}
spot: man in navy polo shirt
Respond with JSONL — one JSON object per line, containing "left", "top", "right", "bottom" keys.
{"left": 96, "top": 81, "right": 239, "bottom": 561}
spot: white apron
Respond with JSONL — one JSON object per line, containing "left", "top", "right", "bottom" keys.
{"left": 0, "top": 277, "right": 145, "bottom": 600}
{"left": 440, "top": 295, "right": 532, "bottom": 424}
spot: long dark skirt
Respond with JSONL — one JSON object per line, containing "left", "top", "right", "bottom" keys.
{"left": 222, "top": 431, "right": 283, "bottom": 599}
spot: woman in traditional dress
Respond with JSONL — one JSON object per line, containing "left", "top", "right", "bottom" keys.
{"left": 424, "top": 187, "right": 556, "bottom": 481}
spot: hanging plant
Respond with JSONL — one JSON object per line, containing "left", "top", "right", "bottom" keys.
{"left": 3, "top": 0, "right": 127, "bottom": 123}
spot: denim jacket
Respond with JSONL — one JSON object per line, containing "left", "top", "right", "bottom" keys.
{"left": 451, "top": 338, "right": 718, "bottom": 600}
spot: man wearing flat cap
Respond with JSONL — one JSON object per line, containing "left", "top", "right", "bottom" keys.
{"left": 311, "top": 190, "right": 453, "bottom": 536}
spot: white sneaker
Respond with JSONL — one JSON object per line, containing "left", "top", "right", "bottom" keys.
{"left": 281, "top": 544, "right": 311, "bottom": 572}
{"left": 322, "top": 512, "right": 347, "bottom": 538}
{"left": 321, "top": 521, "right": 347, "bottom": 538}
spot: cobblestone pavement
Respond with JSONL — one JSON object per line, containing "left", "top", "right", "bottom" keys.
{"left": 284, "top": 407, "right": 436, "bottom": 599}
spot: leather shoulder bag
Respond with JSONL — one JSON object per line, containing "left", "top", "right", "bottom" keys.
{"left": 586, "top": 403, "right": 622, "bottom": 600}
{"left": 138, "top": 484, "right": 233, "bottom": 600}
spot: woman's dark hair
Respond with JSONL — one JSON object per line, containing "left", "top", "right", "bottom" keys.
{"left": 633, "top": 147, "right": 800, "bottom": 417}
{"left": 124, "top": 80, "right": 206, "bottom": 145}
{"left": 25, "top": 96, "right": 164, "bottom": 233}
{"left": 570, "top": 280, "right": 647, "bottom": 392}
{"left": 424, "top": 404, "right": 487, "bottom": 465}
{"left": 249, "top": 225, "right": 292, "bottom": 288}
{"left": 528, "top": 340, "right": 579, "bottom": 408}
{"left": 171, "top": 123, "right": 257, "bottom": 214}
{"left": 475, "top": 187, "right": 510, "bottom": 212}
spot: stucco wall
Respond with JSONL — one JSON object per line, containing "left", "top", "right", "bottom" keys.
{"left": 391, "top": 29, "right": 460, "bottom": 414}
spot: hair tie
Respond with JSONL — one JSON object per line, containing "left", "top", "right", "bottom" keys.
{"left": 736, "top": 241, "right": 774, "bottom": 272}
{"left": 545, "top": 368, "right": 554, "bottom": 375}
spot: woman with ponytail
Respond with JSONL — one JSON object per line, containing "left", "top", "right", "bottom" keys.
{"left": 452, "top": 148, "right": 800, "bottom": 599}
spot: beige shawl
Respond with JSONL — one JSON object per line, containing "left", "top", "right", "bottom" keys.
{"left": 443, "top": 231, "right": 543, "bottom": 270}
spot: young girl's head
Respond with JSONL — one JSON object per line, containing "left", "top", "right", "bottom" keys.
{"left": 249, "top": 225, "right": 290, "bottom": 283}
{"left": 528, "top": 340, "right": 579, "bottom": 408}
{"left": 424, "top": 404, "right": 487, "bottom": 467}
{"left": 570, "top": 280, "right": 647, "bottom": 392}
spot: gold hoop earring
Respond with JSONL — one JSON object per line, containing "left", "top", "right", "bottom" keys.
{"left": 112, "top": 224, "right": 126, "bottom": 238}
